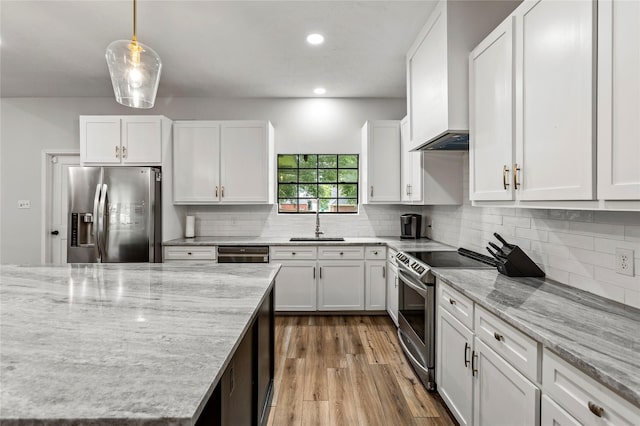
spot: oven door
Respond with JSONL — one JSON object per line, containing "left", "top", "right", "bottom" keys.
{"left": 397, "top": 268, "right": 436, "bottom": 390}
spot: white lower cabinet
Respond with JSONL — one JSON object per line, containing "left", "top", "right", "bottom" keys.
{"left": 541, "top": 395, "right": 581, "bottom": 426}
{"left": 437, "top": 308, "right": 474, "bottom": 426}
{"left": 274, "top": 261, "right": 317, "bottom": 311}
{"left": 542, "top": 348, "right": 640, "bottom": 426}
{"left": 386, "top": 261, "right": 399, "bottom": 326}
{"left": 365, "top": 260, "right": 386, "bottom": 311}
{"left": 436, "top": 281, "right": 540, "bottom": 426}
{"left": 473, "top": 338, "right": 539, "bottom": 426}
{"left": 317, "top": 261, "right": 365, "bottom": 311}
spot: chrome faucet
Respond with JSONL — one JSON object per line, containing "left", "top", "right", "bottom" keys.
{"left": 315, "top": 199, "right": 324, "bottom": 238}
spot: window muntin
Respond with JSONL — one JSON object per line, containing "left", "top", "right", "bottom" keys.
{"left": 277, "top": 154, "right": 358, "bottom": 213}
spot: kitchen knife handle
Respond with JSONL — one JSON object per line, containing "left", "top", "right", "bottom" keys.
{"left": 488, "top": 241, "right": 505, "bottom": 255}
{"left": 493, "top": 233, "right": 513, "bottom": 249}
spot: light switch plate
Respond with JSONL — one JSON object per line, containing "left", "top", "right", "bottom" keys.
{"left": 615, "top": 248, "right": 634, "bottom": 277}
{"left": 17, "top": 200, "right": 31, "bottom": 209}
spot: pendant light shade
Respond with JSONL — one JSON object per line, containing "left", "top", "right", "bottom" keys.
{"left": 105, "top": 0, "right": 161, "bottom": 109}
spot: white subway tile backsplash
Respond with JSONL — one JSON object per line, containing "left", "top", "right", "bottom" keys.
{"left": 426, "top": 153, "right": 640, "bottom": 308}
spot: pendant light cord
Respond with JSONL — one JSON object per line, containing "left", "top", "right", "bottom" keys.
{"left": 132, "top": 0, "right": 137, "bottom": 43}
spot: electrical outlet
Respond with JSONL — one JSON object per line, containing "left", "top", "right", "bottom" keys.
{"left": 17, "top": 200, "right": 31, "bottom": 209}
{"left": 615, "top": 248, "right": 635, "bottom": 277}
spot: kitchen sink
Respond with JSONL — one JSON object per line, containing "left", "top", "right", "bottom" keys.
{"left": 289, "top": 237, "right": 345, "bottom": 242}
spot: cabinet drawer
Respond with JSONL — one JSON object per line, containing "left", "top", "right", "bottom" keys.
{"left": 541, "top": 395, "right": 581, "bottom": 426}
{"left": 543, "top": 348, "right": 640, "bottom": 425}
{"left": 163, "top": 246, "right": 217, "bottom": 261}
{"left": 270, "top": 246, "right": 317, "bottom": 260}
{"left": 318, "top": 246, "right": 364, "bottom": 260}
{"left": 475, "top": 305, "right": 539, "bottom": 382}
{"left": 365, "top": 246, "right": 386, "bottom": 260}
{"left": 438, "top": 282, "right": 474, "bottom": 330}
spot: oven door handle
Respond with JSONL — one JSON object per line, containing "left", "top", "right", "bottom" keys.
{"left": 398, "top": 269, "right": 428, "bottom": 298}
{"left": 397, "top": 329, "right": 430, "bottom": 376}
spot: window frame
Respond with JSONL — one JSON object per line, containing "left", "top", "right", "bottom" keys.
{"left": 277, "top": 154, "right": 359, "bottom": 214}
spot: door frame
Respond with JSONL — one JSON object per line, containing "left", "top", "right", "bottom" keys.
{"left": 40, "top": 149, "right": 80, "bottom": 263}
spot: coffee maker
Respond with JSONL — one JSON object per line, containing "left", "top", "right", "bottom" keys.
{"left": 400, "top": 214, "right": 422, "bottom": 239}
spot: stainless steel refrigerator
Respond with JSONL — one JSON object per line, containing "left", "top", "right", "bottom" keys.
{"left": 67, "top": 167, "right": 162, "bottom": 263}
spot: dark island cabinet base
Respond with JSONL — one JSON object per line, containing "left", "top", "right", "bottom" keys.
{"left": 196, "top": 287, "right": 275, "bottom": 426}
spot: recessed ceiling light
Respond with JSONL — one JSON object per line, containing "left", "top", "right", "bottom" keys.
{"left": 306, "top": 34, "right": 325, "bottom": 45}
{"left": 313, "top": 88, "right": 326, "bottom": 95}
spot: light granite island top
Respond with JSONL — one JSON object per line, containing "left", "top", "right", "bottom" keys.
{"left": 432, "top": 268, "right": 640, "bottom": 408}
{"left": 0, "top": 263, "right": 280, "bottom": 425}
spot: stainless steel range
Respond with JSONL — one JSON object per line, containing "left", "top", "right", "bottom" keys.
{"left": 395, "top": 249, "right": 495, "bottom": 391}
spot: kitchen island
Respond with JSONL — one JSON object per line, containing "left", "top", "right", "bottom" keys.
{"left": 0, "top": 263, "right": 280, "bottom": 425}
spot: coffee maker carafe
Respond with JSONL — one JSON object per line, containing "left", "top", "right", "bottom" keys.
{"left": 400, "top": 214, "right": 422, "bottom": 239}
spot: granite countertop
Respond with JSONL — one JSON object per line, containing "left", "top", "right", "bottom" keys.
{"left": 0, "top": 263, "right": 280, "bottom": 425}
{"left": 163, "top": 236, "right": 455, "bottom": 252}
{"left": 432, "top": 268, "right": 640, "bottom": 408}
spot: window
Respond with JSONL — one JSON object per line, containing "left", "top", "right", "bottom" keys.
{"left": 277, "top": 154, "right": 359, "bottom": 213}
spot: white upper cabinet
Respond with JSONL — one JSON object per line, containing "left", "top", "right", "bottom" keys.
{"left": 80, "top": 116, "right": 164, "bottom": 165}
{"left": 469, "top": 17, "right": 515, "bottom": 201}
{"left": 400, "top": 116, "right": 423, "bottom": 204}
{"left": 173, "top": 120, "right": 274, "bottom": 205}
{"left": 406, "top": 0, "right": 518, "bottom": 151}
{"left": 361, "top": 120, "right": 401, "bottom": 204}
{"left": 220, "top": 121, "right": 272, "bottom": 203}
{"left": 173, "top": 121, "right": 221, "bottom": 204}
{"left": 597, "top": 0, "right": 640, "bottom": 200}
{"left": 514, "top": 0, "right": 596, "bottom": 201}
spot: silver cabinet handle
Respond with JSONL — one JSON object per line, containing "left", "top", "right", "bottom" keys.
{"left": 319, "top": 267, "right": 322, "bottom": 279}
{"left": 408, "top": 184, "right": 412, "bottom": 195}
{"left": 382, "top": 266, "right": 386, "bottom": 278}
{"left": 221, "top": 186, "right": 225, "bottom": 197}
{"left": 373, "top": 250, "right": 378, "bottom": 255}
{"left": 122, "top": 146, "right": 127, "bottom": 159}
{"left": 464, "top": 342, "right": 470, "bottom": 367}
{"left": 449, "top": 298, "right": 456, "bottom": 305}
{"left": 370, "top": 186, "right": 373, "bottom": 197}
{"left": 115, "top": 145, "right": 119, "bottom": 158}
{"left": 494, "top": 332, "right": 504, "bottom": 341}
{"left": 313, "top": 266, "right": 316, "bottom": 279}
{"left": 472, "top": 350, "right": 478, "bottom": 376}
{"left": 215, "top": 186, "right": 218, "bottom": 197}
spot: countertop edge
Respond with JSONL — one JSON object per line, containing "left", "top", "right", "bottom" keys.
{"left": 190, "top": 265, "right": 280, "bottom": 425}
{"left": 431, "top": 269, "right": 640, "bottom": 409}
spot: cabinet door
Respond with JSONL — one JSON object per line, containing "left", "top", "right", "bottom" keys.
{"left": 220, "top": 122, "right": 269, "bottom": 203}
{"left": 406, "top": 1, "right": 448, "bottom": 150}
{"left": 220, "top": 328, "right": 254, "bottom": 426}
{"left": 274, "top": 261, "right": 317, "bottom": 311}
{"left": 121, "top": 116, "right": 162, "bottom": 164}
{"left": 173, "top": 121, "right": 220, "bottom": 204}
{"left": 80, "top": 116, "right": 121, "bottom": 164}
{"left": 541, "top": 395, "right": 582, "bottom": 426}
{"left": 365, "top": 260, "right": 386, "bottom": 311}
{"left": 515, "top": 0, "right": 595, "bottom": 200}
{"left": 437, "top": 308, "right": 474, "bottom": 426}
{"left": 365, "top": 121, "right": 401, "bottom": 203}
{"left": 400, "top": 117, "right": 413, "bottom": 203}
{"left": 597, "top": 0, "right": 640, "bottom": 200}
{"left": 470, "top": 17, "right": 515, "bottom": 201}
{"left": 473, "top": 338, "right": 539, "bottom": 426}
{"left": 317, "top": 261, "right": 364, "bottom": 311}
{"left": 386, "top": 264, "right": 398, "bottom": 326}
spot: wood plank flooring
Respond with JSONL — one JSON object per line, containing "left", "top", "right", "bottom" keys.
{"left": 267, "top": 315, "right": 456, "bottom": 426}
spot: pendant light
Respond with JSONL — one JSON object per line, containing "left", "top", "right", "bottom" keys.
{"left": 105, "top": 0, "right": 161, "bottom": 109}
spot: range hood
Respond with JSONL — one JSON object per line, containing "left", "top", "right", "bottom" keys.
{"left": 411, "top": 130, "right": 470, "bottom": 151}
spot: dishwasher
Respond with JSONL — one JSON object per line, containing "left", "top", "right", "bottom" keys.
{"left": 217, "top": 246, "right": 270, "bottom": 263}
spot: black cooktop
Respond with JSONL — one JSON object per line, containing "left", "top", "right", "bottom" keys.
{"left": 405, "top": 250, "right": 495, "bottom": 268}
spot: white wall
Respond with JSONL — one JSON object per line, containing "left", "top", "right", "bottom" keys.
{"left": 0, "top": 96, "right": 405, "bottom": 264}
{"left": 426, "top": 154, "right": 640, "bottom": 309}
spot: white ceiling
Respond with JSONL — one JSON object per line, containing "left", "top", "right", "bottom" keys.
{"left": 0, "top": 1, "right": 437, "bottom": 98}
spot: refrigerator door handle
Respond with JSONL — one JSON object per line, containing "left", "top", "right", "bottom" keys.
{"left": 92, "top": 184, "right": 101, "bottom": 236}
{"left": 98, "top": 184, "right": 108, "bottom": 261}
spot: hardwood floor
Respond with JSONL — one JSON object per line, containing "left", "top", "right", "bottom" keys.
{"left": 266, "top": 315, "right": 456, "bottom": 426}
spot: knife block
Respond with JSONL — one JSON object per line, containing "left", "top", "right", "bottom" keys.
{"left": 496, "top": 244, "right": 545, "bottom": 278}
